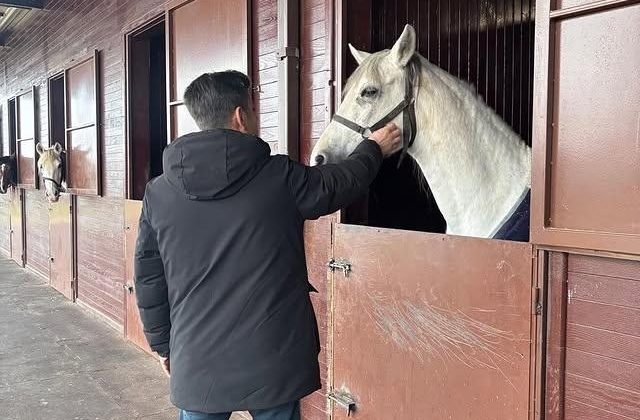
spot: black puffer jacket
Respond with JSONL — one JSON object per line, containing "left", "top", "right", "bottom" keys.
{"left": 134, "top": 129, "right": 382, "bottom": 413}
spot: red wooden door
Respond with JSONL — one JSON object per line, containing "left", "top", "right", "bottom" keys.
{"left": 123, "top": 200, "right": 152, "bottom": 353}
{"left": 49, "top": 194, "right": 74, "bottom": 300}
{"left": 531, "top": 1, "right": 640, "bottom": 255}
{"left": 166, "top": 0, "right": 249, "bottom": 141}
{"left": 329, "top": 224, "right": 536, "bottom": 420}
{"left": 9, "top": 188, "right": 24, "bottom": 267}
{"left": 0, "top": 194, "right": 11, "bottom": 257}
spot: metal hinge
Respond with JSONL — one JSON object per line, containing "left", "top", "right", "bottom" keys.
{"left": 534, "top": 287, "right": 543, "bottom": 315}
{"left": 328, "top": 259, "right": 352, "bottom": 277}
{"left": 327, "top": 391, "right": 356, "bottom": 416}
{"left": 276, "top": 46, "right": 299, "bottom": 60}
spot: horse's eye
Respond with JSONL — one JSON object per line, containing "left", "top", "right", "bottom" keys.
{"left": 360, "top": 86, "right": 379, "bottom": 98}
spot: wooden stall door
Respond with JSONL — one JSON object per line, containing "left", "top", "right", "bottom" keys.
{"left": 531, "top": 2, "right": 640, "bottom": 254}
{"left": 9, "top": 189, "right": 24, "bottom": 267}
{"left": 124, "top": 200, "right": 151, "bottom": 353}
{"left": 49, "top": 194, "right": 74, "bottom": 300}
{"left": 545, "top": 253, "right": 640, "bottom": 420}
{"left": 167, "top": 0, "right": 249, "bottom": 141}
{"left": 0, "top": 194, "right": 12, "bottom": 258}
{"left": 65, "top": 51, "right": 101, "bottom": 196}
{"left": 330, "top": 225, "right": 535, "bottom": 420}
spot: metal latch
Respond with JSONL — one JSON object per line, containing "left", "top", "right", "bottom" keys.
{"left": 534, "top": 287, "right": 542, "bottom": 315}
{"left": 327, "top": 391, "right": 356, "bottom": 416}
{"left": 328, "top": 259, "right": 352, "bottom": 277}
{"left": 123, "top": 283, "right": 134, "bottom": 294}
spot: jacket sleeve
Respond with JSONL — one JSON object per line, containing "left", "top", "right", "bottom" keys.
{"left": 134, "top": 197, "right": 171, "bottom": 357}
{"left": 286, "top": 139, "right": 383, "bottom": 220}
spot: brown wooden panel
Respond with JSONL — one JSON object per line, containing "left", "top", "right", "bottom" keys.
{"left": 17, "top": 140, "right": 36, "bottom": 187}
{"left": 49, "top": 194, "right": 74, "bottom": 300}
{"left": 569, "top": 254, "right": 640, "bottom": 281}
{"left": 124, "top": 200, "right": 152, "bottom": 353}
{"left": 16, "top": 89, "right": 37, "bottom": 189}
{"left": 567, "top": 299, "right": 640, "bottom": 337}
{"left": 565, "top": 373, "right": 640, "bottom": 419}
{"left": 24, "top": 189, "right": 50, "bottom": 279}
{"left": 66, "top": 59, "right": 96, "bottom": 128}
{"left": 545, "top": 252, "right": 569, "bottom": 420}
{"left": 0, "top": 194, "right": 11, "bottom": 257}
{"left": 67, "top": 127, "right": 98, "bottom": 194}
{"left": 76, "top": 196, "right": 125, "bottom": 326}
{"left": 65, "top": 52, "right": 100, "bottom": 196}
{"left": 532, "top": 4, "right": 640, "bottom": 254}
{"left": 331, "top": 225, "right": 534, "bottom": 420}
{"left": 17, "top": 91, "right": 34, "bottom": 141}
{"left": 566, "top": 348, "right": 640, "bottom": 394}
{"left": 10, "top": 188, "right": 24, "bottom": 267}
{"left": 548, "top": 5, "right": 640, "bottom": 235}
{"left": 568, "top": 272, "right": 640, "bottom": 309}
{"left": 566, "top": 323, "right": 640, "bottom": 365}
{"left": 565, "top": 398, "right": 633, "bottom": 420}
{"left": 168, "top": 0, "right": 249, "bottom": 102}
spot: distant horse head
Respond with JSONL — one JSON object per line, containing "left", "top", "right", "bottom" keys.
{"left": 37, "top": 142, "right": 66, "bottom": 203}
{"left": 0, "top": 154, "right": 17, "bottom": 194}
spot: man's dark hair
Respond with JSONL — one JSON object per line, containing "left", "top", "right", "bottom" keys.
{"left": 183, "top": 70, "right": 251, "bottom": 130}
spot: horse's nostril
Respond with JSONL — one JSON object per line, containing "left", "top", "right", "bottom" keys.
{"left": 314, "top": 154, "right": 326, "bottom": 165}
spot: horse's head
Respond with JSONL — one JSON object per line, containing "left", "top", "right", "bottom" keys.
{"left": 36, "top": 142, "right": 66, "bottom": 202}
{"left": 311, "top": 24, "right": 418, "bottom": 165}
{"left": 0, "top": 154, "right": 16, "bottom": 194}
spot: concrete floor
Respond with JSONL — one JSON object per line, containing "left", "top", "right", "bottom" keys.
{"left": 0, "top": 258, "right": 176, "bottom": 419}
{"left": 0, "top": 259, "right": 251, "bottom": 420}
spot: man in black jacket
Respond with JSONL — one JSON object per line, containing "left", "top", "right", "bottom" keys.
{"left": 134, "top": 70, "right": 400, "bottom": 420}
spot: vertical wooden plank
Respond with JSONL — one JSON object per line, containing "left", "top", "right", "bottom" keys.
{"left": 545, "top": 252, "right": 568, "bottom": 420}
{"left": 49, "top": 193, "right": 74, "bottom": 300}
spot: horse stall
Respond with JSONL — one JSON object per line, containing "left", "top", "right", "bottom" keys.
{"left": 300, "top": 1, "right": 639, "bottom": 419}
{"left": 0, "top": 0, "right": 638, "bottom": 419}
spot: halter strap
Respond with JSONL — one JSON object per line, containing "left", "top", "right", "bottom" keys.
{"left": 333, "top": 56, "right": 420, "bottom": 168}
{"left": 42, "top": 176, "right": 64, "bottom": 192}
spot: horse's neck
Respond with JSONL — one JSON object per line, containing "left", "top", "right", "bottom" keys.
{"left": 409, "top": 61, "right": 531, "bottom": 237}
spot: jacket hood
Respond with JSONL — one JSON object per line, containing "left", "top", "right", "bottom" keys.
{"left": 162, "top": 129, "right": 271, "bottom": 200}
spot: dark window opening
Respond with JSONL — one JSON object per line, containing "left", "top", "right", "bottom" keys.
{"left": 127, "top": 19, "right": 167, "bottom": 201}
{"left": 49, "top": 75, "right": 66, "bottom": 149}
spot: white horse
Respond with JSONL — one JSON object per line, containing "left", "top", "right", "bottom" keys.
{"left": 36, "top": 142, "right": 66, "bottom": 203}
{"left": 311, "top": 25, "right": 531, "bottom": 238}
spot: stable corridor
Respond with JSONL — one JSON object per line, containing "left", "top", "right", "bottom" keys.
{"left": 0, "top": 258, "right": 176, "bottom": 419}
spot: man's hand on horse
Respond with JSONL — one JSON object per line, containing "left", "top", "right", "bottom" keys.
{"left": 369, "top": 123, "right": 402, "bottom": 157}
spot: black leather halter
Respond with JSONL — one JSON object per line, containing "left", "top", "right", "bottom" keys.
{"left": 41, "top": 156, "right": 66, "bottom": 195}
{"left": 333, "top": 56, "right": 420, "bottom": 167}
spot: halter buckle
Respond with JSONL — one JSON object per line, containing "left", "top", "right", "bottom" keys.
{"left": 359, "top": 127, "right": 373, "bottom": 139}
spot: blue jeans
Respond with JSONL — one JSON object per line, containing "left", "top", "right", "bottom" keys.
{"left": 179, "top": 401, "right": 300, "bottom": 420}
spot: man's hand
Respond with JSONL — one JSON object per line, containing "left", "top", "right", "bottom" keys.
{"left": 369, "top": 123, "right": 402, "bottom": 157}
{"left": 159, "top": 356, "right": 170, "bottom": 377}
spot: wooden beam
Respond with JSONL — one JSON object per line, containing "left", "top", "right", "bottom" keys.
{"left": 0, "top": 0, "right": 43, "bottom": 9}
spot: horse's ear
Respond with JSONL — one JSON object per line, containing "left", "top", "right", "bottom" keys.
{"left": 36, "top": 143, "right": 45, "bottom": 156}
{"left": 349, "top": 43, "right": 371, "bottom": 65}
{"left": 54, "top": 142, "right": 63, "bottom": 154}
{"left": 389, "top": 24, "right": 417, "bottom": 68}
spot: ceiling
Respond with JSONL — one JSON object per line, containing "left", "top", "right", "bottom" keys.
{"left": 0, "top": 2, "right": 41, "bottom": 48}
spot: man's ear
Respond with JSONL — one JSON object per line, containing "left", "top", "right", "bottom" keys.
{"left": 230, "top": 106, "right": 249, "bottom": 133}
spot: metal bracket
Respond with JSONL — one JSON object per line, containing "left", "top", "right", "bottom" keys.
{"left": 328, "top": 259, "right": 352, "bottom": 277}
{"left": 327, "top": 391, "right": 356, "bottom": 416}
{"left": 276, "top": 46, "right": 300, "bottom": 61}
